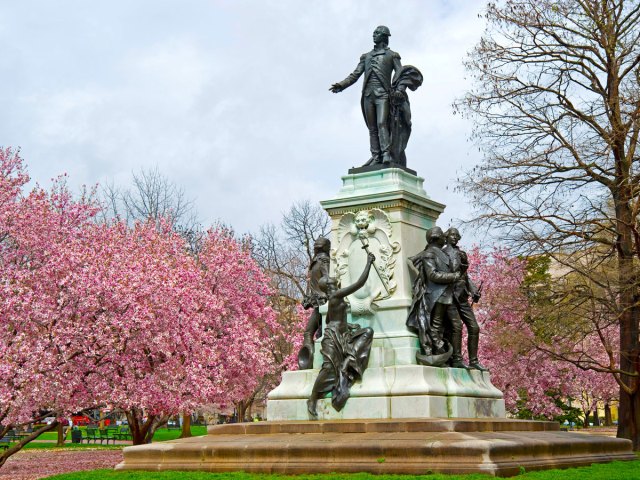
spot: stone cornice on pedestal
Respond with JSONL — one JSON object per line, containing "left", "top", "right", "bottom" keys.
{"left": 320, "top": 168, "right": 445, "bottom": 221}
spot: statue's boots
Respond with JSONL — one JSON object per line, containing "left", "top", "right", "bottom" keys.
{"left": 382, "top": 152, "right": 393, "bottom": 164}
{"left": 450, "top": 334, "right": 469, "bottom": 369}
{"left": 297, "top": 333, "right": 315, "bottom": 370}
{"left": 468, "top": 333, "right": 488, "bottom": 371}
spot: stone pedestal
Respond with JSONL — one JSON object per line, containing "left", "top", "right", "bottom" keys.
{"left": 268, "top": 364, "right": 505, "bottom": 421}
{"left": 319, "top": 167, "right": 444, "bottom": 342}
{"left": 116, "top": 419, "right": 636, "bottom": 476}
{"left": 266, "top": 168, "right": 506, "bottom": 421}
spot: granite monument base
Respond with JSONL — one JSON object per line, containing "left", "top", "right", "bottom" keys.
{"left": 267, "top": 363, "right": 505, "bottom": 421}
{"left": 116, "top": 418, "right": 635, "bottom": 476}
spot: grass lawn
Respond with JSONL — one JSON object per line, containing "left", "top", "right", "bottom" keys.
{"left": 42, "top": 460, "right": 640, "bottom": 480}
{"left": 151, "top": 425, "right": 207, "bottom": 442}
{"left": 17, "top": 426, "right": 208, "bottom": 450}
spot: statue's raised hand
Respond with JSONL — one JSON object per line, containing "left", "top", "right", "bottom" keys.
{"left": 367, "top": 252, "right": 376, "bottom": 264}
{"left": 329, "top": 83, "right": 344, "bottom": 93}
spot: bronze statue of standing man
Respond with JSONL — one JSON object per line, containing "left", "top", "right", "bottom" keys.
{"left": 330, "top": 26, "right": 422, "bottom": 168}
{"left": 443, "top": 228, "right": 488, "bottom": 371}
{"left": 406, "top": 227, "right": 461, "bottom": 367}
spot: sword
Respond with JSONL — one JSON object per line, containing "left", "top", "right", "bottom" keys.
{"left": 358, "top": 234, "right": 390, "bottom": 295}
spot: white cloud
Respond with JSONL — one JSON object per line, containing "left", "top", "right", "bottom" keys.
{"left": 0, "top": 0, "right": 487, "bottom": 241}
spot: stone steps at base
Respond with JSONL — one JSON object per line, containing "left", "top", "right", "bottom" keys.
{"left": 206, "top": 418, "right": 557, "bottom": 435}
{"left": 116, "top": 419, "right": 635, "bottom": 477}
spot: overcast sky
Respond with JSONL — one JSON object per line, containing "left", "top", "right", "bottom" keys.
{"left": 1, "top": 0, "right": 487, "bottom": 239}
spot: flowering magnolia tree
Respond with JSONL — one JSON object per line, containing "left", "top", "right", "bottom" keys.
{"left": 468, "top": 247, "right": 619, "bottom": 421}
{"left": 194, "top": 229, "right": 282, "bottom": 424}
{"left": 58, "top": 223, "right": 278, "bottom": 445}
{"left": 0, "top": 148, "right": 100, "bottom": 466}
{"left": 1, "top": 148, "right": 279, "bottom": 466}
{"left": 466, "top": 248, "right": 564, "bottom": 416}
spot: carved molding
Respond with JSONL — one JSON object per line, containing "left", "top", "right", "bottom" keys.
{"left": 325, "top": 200, "right": 442, "bottom": 219}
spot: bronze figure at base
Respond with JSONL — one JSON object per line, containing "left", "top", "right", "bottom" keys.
{"left": 298, "top": 237, "right": 331, "bottom": 370}
{"left": 407, "top": 226, "right": 488, "bottom": 370}
{"left": 307, "top": 253, "right": 375, "bottom": 417}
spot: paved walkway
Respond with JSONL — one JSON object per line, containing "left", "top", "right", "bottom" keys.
{"left": 0, "top": 449, "right": 123, "bottom": 480}
{"left": 572, "top": 426, "right": 618, "bottom": 437}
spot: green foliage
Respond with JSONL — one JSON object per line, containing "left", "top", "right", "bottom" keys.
{"left": 548, "top": 391, "right": 583, "bottom": 426}
{"left": 43, "top": 460, "right": 640, "bottom": 479}
{"left": 520, "top": 255, "right": 557, "bottom": 343}
{"left": 522, "top": 255, "right": 552, "bottom": 298}
{"left": 513, "top": 388, "right": 584, "bottom": 424}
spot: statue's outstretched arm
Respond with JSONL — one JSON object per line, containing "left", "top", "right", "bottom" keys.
{"left": 335, "top": 253, "right": 375, "bottom": 298}
{"left": 330, "top": 55, "right": 365, "bottom": 93}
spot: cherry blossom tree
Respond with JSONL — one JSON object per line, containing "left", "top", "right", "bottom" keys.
{"left": 1, "top": 148, "right": 280, "bottom": 462}
{"left": 564, "top": 367, "right": 619, "bottom": 427}
{"left": 0, "top": 148, "right": 100, "bottom": 467}
{"left": 466, "top": 248, "right": 566, "bottom": 416}
{"left": 468, "top": 247, "right": 620, "bottom": 422}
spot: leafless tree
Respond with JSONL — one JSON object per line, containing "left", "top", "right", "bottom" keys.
{"left": 456, "top": 0, "right": 640, "bottom": 448}
{"left": 99, "top": 166, "right": 199, "bottom": 232}
{"left": 240, "top": 200, "right": 330, "bottom": 415}
{"left": 253, "top": 200, "right": 331, "bottom": 303}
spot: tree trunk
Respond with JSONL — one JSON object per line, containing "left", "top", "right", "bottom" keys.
{"left": 613, "top": 189, "right": 640, "bottom": 450}
{"left": 144, "top": 414, "right": 168, "bottom": 444}
{"left": 179, "top": 413, "right": 192, "bottom": 439}
{"left": 56, "top": 422, "right": 65, "bottom": 447}
{"left": 593, "top": 412, "right": 600, "bottom": 427}
{"left": 126, "top": 409, "right": 159, "bottom": 445}
{"left": 236, "top": 401, "right": 247, "bottom": 422}
{"left": 0, "top": 421, "right": 58, "bottom": 469}
{"left": 604, "top": 403, "right": 613, "bottom": 427}
{"left": 617, "top": 388, "right": 640, "bottom": 450}
{"left": 583, "top": 410, "right": 590, "bottom": 428}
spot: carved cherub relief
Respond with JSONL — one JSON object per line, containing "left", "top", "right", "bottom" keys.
{"left": 332, "top": 208, "right": 400, "bottom": 315}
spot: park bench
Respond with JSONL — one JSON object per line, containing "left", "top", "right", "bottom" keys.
{"left": 114, "top": 426, "right": 131, "bottom": 441}
{"left": 4, "top": 430, "right": 27, "bottom": 443}
{"left": 82, "top": 428, "right": 99, "bottom": 443}
{"left": 98, "top": 428, "right": 117, "bottom": 445}
{"left": 0, "top": 426, "right": 9, "bottom": 451}
{"left": 0, "top": 437, "right": 9, "bottom": 451}
{"left": 0, "top": 429, "right": 29, "bottom": 449}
